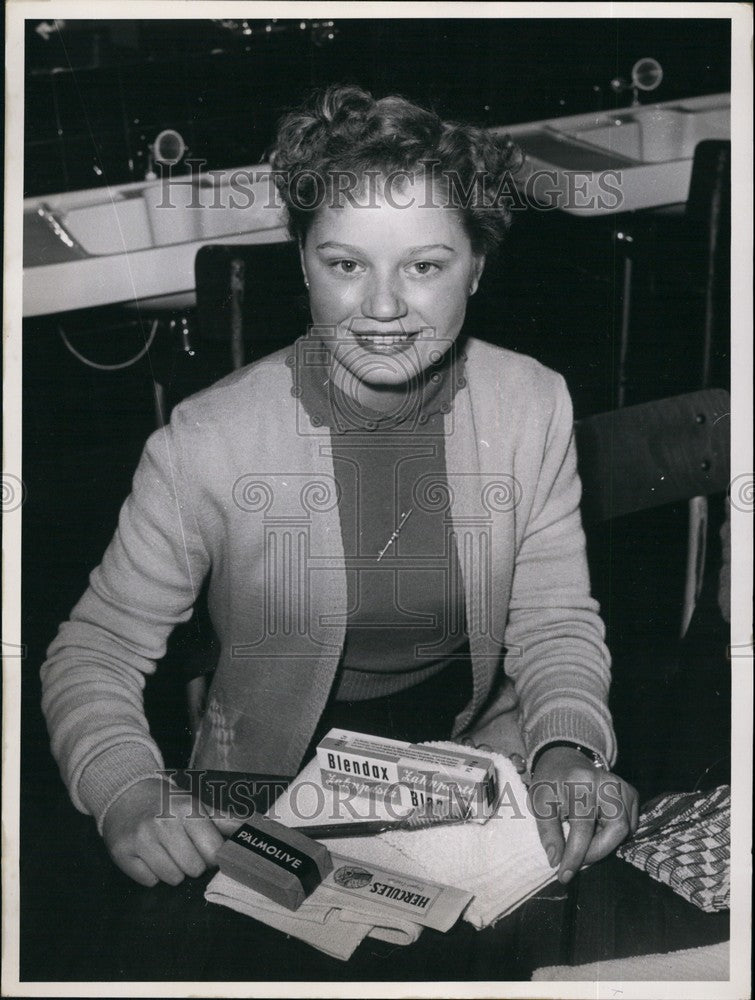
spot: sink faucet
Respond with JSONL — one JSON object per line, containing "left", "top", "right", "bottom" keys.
{"left": 144, "top": 129, "right": 188, "bottom": 181}
{"left": 610, "top": 58, "right": 663, "bottom": 107}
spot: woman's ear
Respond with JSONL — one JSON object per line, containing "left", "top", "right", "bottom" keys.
{"left": 469, "top": 254, "right": 486, "bottom": 296}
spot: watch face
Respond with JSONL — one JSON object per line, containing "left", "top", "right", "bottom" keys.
{"left": 579, "top": 747, "right": 607, "bottom": 769}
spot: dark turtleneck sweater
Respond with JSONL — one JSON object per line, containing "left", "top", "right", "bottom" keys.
{"left": 295, "top": 339, "right": 471, "bottom": 700}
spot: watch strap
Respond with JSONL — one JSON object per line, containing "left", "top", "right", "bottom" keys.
{"left": 531, "top": 740, "right": 608, "bottom": 773}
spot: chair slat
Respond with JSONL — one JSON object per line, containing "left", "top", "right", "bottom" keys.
{"left": 575, "top": 388, "right": 730, "bottom": 525}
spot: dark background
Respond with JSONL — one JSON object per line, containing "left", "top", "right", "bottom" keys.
{"left": 20, "top": 19, "right": 732, "bottom": 978}
{"left": 24, "top": 18, "right": 730, "bottom": 197}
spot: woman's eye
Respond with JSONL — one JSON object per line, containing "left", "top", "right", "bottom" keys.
{"left": 330, "top": 259, "right": 363, "bottom": 275}
{"left": 407, "top": 261, "right": 440, "bottom": 276}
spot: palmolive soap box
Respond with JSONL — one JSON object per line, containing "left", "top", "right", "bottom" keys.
{"left": 217, "top": 813, "right": 332, "bottom": 911}
{"left": 316, "top": 729, "right": 498, "bottom": 820}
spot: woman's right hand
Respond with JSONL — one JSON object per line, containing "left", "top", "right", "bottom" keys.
{"left": 102, "top": 776, "right": 226, "bottom": 887}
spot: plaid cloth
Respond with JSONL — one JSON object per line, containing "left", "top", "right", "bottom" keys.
{"left": 617, "top": 784, "right": 729, "bottom": 913}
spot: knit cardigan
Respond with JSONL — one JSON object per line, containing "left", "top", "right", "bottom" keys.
{"left": 40, "top": 335, "right": 616, "bottom": 829}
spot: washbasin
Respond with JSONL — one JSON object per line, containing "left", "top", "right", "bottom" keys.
{"left": 567, "top": 106, "right": 731, "bottom": 164}
{"left": 25, "top": 166, "right": 286, "bottom": 262}
{"left": 498, "top": 92, "right": 730, "bottom": 215}
{"left": 23, "top": 165, "right": 290, "bottom": 316}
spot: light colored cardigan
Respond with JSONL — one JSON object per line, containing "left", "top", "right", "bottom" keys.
{"left": 41, "top": 336, "right": 616, "bottom": 829}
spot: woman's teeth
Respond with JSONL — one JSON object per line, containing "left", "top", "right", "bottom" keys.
{"left": 357, "top": 332, "right": 415, "bottom": 344}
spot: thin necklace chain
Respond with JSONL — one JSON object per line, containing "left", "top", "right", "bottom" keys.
{"left": 376, "top": 508, "right": 414, "bottom": 562}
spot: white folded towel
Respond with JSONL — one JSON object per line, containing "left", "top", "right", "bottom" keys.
{"left": 205, "top": 872, "right": 370, "bottom": 960}
{"left": 532, "top": 940, "right": 729, "bottom": 981}
{"left": 205, "top": 868, "right": 421, "bottom": 961}
{"left": 206, "top": 743, "right": 558, "bottom": 958}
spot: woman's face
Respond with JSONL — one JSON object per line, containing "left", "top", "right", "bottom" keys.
{"left": 300, "top": 177, "right": 485, "bottom": 390}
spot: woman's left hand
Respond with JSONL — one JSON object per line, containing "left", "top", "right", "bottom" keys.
{"left": 528, "top": 745, "right": 639, "bottom": 884}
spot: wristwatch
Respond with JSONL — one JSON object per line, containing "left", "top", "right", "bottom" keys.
{"left": 531, "top": 740, "right": 608, "bottom": 773}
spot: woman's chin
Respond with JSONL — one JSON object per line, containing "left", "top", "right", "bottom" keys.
{"left": 334, "top": 343, "right": 430, "bottom": 387}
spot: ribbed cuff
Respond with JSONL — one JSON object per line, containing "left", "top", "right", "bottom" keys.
{"left": 77, "top": 743, "right": 164, "bottom": 834}
{"left": 525, "top": 707, "right": 614, "bottom": 775}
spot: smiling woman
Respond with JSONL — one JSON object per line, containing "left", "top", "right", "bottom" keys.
{"left": 40, "top": 84, "right": 637, "bottom": 896}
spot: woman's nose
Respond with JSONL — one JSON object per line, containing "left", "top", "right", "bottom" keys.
{"left": 361, "top": 276, "right": 407, "bottom": 320}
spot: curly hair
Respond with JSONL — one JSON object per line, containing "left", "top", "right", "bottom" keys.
{"left": 269, "top": 84, "right": 522, "bottom": 256}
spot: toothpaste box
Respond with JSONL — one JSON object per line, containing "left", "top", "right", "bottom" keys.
{"left": 316, "top": 729, "right": 498, "bottom": 819}
{"left": 324, "top": 853, "right": 473, "bottom": 932}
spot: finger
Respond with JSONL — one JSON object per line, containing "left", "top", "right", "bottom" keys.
{"left": 184, "top": 814, "right": 226, "bottom": 866}
{"left": 534, "top": 815, "right": 566, "bottom": 868}
{"left": 600, "top": 777, "right": 639, "bottom": 836}
{"left": 529, "top": 778, "right": 566, "bottom": 866}
{"left": 114, "top": 854, "right": 159, "bottom": 888}
{"left": 629, "top": 790, "right": 640, "bottom": 835}
{"left": 159, "top": 823, "right": 208, "bottom": 878}
{"left": 139, "top": 840, "right": 187, "bottom": 886}
{"left": 583, "top": 812, "right": 631, "bottom": 865}
{"left": 558, "top": 815, "right": 595, "bottom": 883}
{"left": 582, "top": 780, "right": 637, "bottom": 865}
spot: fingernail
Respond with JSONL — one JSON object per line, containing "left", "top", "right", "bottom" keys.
{"left": 559, "top": 868, "right": 574, "bottom": 884}
{"left": 546, "top": 845, "right": 558, "bottom": 866}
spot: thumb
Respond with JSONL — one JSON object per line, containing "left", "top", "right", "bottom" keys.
{"left": 529, "top": 776, "right": 565, "bottom": 867}
{"left": 535, "top": 814, "right": 566, "bottom": 868}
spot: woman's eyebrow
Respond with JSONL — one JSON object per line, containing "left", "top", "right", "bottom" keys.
{"left": 405, "top": 244, "right": 456, "bottom": 255}
{"left": 315, "top": 241, "right": 457, "bottom": 254}
{"left": 315, "top": 241, "right": 362, "bottom": 252}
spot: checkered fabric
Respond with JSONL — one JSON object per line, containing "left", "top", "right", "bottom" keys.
{"left": 617, "top": 784, "right": 730, "bottom": 913}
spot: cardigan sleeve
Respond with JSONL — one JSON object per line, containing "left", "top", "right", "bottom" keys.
{"left": 502, "top": 374, "right": 617, "bottom": 772}
{"left": 40, "top": 410, "right": 211, "bottom": 831}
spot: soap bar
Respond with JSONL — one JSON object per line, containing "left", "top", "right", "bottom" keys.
{"left": 217, "top": 813, "right": 333, "bottom": 911}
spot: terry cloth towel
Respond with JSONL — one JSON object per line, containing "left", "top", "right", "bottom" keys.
{"left": 532, "top": 940, "right": 730, "bottom": 981}
{"left": 616, "top": 784, "right": 730, "bottom": 913}
{"left": 267, "top": 744, "right": 558, "bottom": 930}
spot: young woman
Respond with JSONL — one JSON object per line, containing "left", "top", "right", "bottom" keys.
{"left": 41, "top": 84, "right": 638, "bottom": 890}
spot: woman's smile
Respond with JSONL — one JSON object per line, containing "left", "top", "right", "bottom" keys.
{"left": 352, "top": 327, "right": 419, "bottom": 353}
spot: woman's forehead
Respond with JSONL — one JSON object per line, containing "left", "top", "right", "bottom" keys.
{"left": 307, "top": 186, "right": 470, "bottom": 250}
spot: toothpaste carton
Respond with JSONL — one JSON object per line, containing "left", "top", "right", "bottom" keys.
{"left": 316, "top": 729, "right": 498, "bottom": 820}
{"left": 324, "top": 853, "right": 473, "bottom": 932}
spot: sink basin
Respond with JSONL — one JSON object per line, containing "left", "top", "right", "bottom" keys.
{"left": 28, "top": 169, "right": 286, "bottom": 259}
{"left": 23, "top": 165, "right": 289, "bottom": 316}
{"left": 569, "top": 106, "right": 730, "bottom": 164}
{"left": 498, "top": 93, "right": 730, "bottom": 215}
